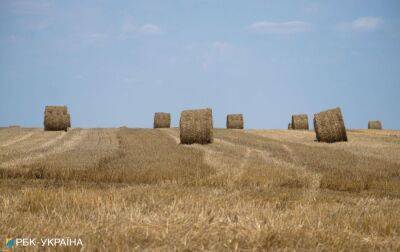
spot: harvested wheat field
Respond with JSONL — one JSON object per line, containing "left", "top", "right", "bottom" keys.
{"left": 1, "top": 127, "right": 400, "bottom": 250}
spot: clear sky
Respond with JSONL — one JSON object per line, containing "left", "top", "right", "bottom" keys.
{"left": 1, "top": 0, "right": 399, "bottom": 129}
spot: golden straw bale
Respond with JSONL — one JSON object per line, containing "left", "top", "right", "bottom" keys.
{"left": 179, "top": 108, "right": 213, "bottom": 144}
{"left": 313, "top": 107, "right": 347, "bottom": 143}
{"left": 226, "top": 114, "right": 244, "bottom": 129}
{"left": 154, "top": 112, "right": 171, "bottom": 128}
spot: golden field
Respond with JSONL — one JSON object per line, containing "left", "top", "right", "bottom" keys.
{"left": 0, "top": 127, "right": 399, "bottom": 250}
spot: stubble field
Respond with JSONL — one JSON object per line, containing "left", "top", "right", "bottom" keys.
{"left": 0, "top": 127, "right": 400, "bottom": 250}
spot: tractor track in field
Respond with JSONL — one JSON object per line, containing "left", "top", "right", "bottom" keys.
{"left": 0, "top": 129, "right": 88, "bottom": 169}
{"left": 161, "top": 129, "right": 319, "bottom": 194}
{"left": 0, "top": 131, "right": 37, "bottom": 147}
{"left": 216, "top": 135, "right": 321, "bottom": 202}
{"left": 171, "top": 130, "right": 322, "bottom": 201}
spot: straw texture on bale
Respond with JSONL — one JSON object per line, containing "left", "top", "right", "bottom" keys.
{"left": 313, "top": 107, "right": 347, "bottom": 143}
{"left": 291, "top": 114, "right": 309, "bottom": 130}
{"left": 46, "top": 106, "right": 68, "bottom": 115}
{"left": 288, "top": 123, "right": 292, "bottom": 130}
{"left": 226, "top": 114, "right": 244, "bottom": 129}
{"left": 368, "top": 120, "right": 382, "bottom": 130}
{"left": 179, "top": 108, "right": 213, "bottom": 144}
{"left": 154, "top": 112, "right": 171, "bottom": 128}
{"left": 44, "top": 106, "right": 71, "bottom": 131}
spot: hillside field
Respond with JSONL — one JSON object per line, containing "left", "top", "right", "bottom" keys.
{"left": 0, "top": 127, "right": 400, "bottom": 250}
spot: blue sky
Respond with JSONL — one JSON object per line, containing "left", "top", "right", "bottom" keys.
{"left": 1, "top": 0, "right": 399, "bottom": 129}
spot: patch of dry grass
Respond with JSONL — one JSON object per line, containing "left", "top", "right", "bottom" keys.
{"left": 0, "top": 127, "right": 399, "bottom": 250}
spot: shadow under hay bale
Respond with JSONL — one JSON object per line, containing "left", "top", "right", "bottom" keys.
{"left": 368, "top": 120, "right": 382, "bottom": 130}
{"left": 44, "top": 106, "right": 71, "bottom": 131}
{"left": 313, "top": 107, "right": 347, "bottom": 143}
{"left": 154, "top": 112, "right": 171, "bottom": 128}
{"left": 179, "top": 108, "right": 213, "bottom": 144}
{"left": 226, "top": 114, "right": 244, "bottom": 129}
{"left": 291, "top": 114, "right": 309, "bottom": 130}
{"left": 288, "top": 123, "right": 292, "bottom": 130}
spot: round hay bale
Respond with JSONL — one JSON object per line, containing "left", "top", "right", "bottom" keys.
{"left": 313, "top": 107, "right": 347, "bottom": 143}
{"left": 44, "top": 106, "right": 70, "bottom": 131}
{"left": 368, "top": 120, "right": 382, "bottom": 130}
{"left": 154, "top": 112, "right": 171, "bottom": 128}
{"left": 226, "top": 114, "right": 244, "bottom": 129}
{"left": 288, "top": 123, "right": 292, "bottom": 130}
{"left": 291, "top": 114, "right": 309, "bottom": 130}
{"left": 179, "top": 108, "right": 213, "bottom": 144}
